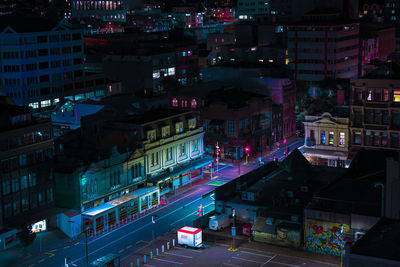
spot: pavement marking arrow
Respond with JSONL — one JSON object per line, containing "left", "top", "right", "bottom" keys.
{"left": 127, "top": 245, "right": 132, "bottom": 249}
{"left": 45, "top": 252, "right": 55, "bottom": 258}
{"left": 74, "top": 242, "right": 80, "bottom": 246}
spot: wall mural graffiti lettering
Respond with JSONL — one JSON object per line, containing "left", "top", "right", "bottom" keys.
{"left": 305, "top": 219, "right": 351, "bottom": 255}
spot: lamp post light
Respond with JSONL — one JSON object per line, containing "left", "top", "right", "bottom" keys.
{"left": 215, "top": 142, "right": 220, "bottom": 174}
{"left": 68, "top": 220, "right": 88, "bottom": 267}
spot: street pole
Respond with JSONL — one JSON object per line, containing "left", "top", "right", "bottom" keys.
{"left": 340, "top": 225, "right": 344, "bottom": 267}
{"left": 232, "top": 209, "right": 235, "bottom": 250}
{"left": 85, "top": 228, "right": 88, "bottom": 267}
{"left": 152, "top": 215, "right": 156, "bottom": 253}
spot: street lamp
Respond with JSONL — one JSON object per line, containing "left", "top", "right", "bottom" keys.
{"left": 244, "top": 146, "right": 249, "bottom": 163}
{"left": 68, "top": 220, "right": 89, "bottom": 267}
{"left": 232, "top": 208, "right": 236, "bottom": 251}
{"left": 151, "top": 215, "right": 158, "bottom": 253}
{"left": 215, "top": 142, "right": 220, "bottom": 174}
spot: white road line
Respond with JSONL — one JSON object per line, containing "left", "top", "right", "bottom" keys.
{"left": 270, "top": 261, "right": 300, "bottom": 267}
{"left": 231, "top": 256, "right": 264, "bottom": 264}
{"left": 260, "top": 255, "right": 276, "bottom": 267}
{"left": 144, "top": 264, "right": 156, "bottom": 267}
{"left": 165, "top": 252, "right": 193, "bottom": 258}
{"left": 170, "top": 202, "right": 213, "bottom": 226}
{"left": 223, "top": 263, "right": 241, "bottom": 267}
{"left": 240, "top": 250, "right": 274, "bottom": 258}
{"left": 153, "top": 258, "right": 184, "bottom": 265}
{"left": 174, "top": 246, "right": 203, "bottom": 253}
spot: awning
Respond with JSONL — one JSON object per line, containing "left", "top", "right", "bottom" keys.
{"left": 130, "top": 186, "right": 159, "bottom": 197}
{"left": 108, "top": 194, "right": 137, "bottom": 205}
{"left": 82, "top": 203, "right": 116, "bottom": 217}
{"left": 148, "top": 155, "right": 213, "bottom": 184}
{"left": 300, "top": 146, "right": 349, "bottom": 160}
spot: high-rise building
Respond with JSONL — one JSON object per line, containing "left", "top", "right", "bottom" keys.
{"left": 0, "top": 13, "right": 84, "bottom": 108}
{"left": 0, "top": 97, "right": 54, "bottom": 244}
{"left": 288, "top": 9, "right": 359, "bottom": 82}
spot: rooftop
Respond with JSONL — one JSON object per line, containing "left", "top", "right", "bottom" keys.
{"left": 351, "top": 218, "right": 400, "bottom": 262}
{"left": 0, "top": 12, "right": 61, "bottom": 33}
{"left": 116, "top": 109, "right": 192, "bottom": 125}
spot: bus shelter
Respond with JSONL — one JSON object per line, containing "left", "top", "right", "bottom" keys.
{"left": 82, "top": 186, "right": 160, "bottom": 235}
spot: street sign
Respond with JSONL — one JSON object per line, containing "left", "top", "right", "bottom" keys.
{"left": 231, "top": 227, "right": 236, "bottom": 236}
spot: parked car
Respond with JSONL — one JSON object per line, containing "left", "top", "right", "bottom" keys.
{"left": 209, "top": 214, "right": 230, "bottom": 231}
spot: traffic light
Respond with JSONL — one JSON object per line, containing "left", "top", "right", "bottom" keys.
{"left": 197, "top": 204, "right": 204, "bottom": 216}
{"left": 244, "top": 146, "right": 250, "bottom": 153}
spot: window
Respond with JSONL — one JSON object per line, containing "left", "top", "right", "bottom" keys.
{"left": 354, "top": 131, "right": 362, "bottom": 145}
{"left": 153, "top": 71, "right": 160, "bottom": 79}
{"left": 168, "top": 67, "right": 175, "bottom": 76}
{"left": 162, "top": 126, "right": 170, "bottom": 138}
{"left": 384, "top": 89, "right": 389, "bottom": 101}
{"left": 320, "top": 131, "right": 326, "bottom": 144}
{"left": 203, "top": 119, "right": 210, "bottom": 131}
{"left": 38, "top": 49, "right": 48, "bottom": 56}
{"left": 175, "top": 122, "right": 183, "bottom": 133}
{"left": 192, "top": 139, "right": 199, "bottom": 151}
{"left": 4, "top": 203, "right": 11, "bottom": 218}
{"left": 328, "top": 131, "right": 334, "bottom": 145}
{"left": 245, "top": 118, "right": 249, "bottom": 128}
{"left": 28, "top": 173, "right": 36, "bottom": 187}
{"left": 394, "top": 90, "right": 400, "bottom": 102}
{"left": 38, "top": 191, "right": 45, "bottom": 206}
{"left": 166, "top": 147, "right": 173, "bottom": 161}
{"left": 72, "top": 33, "right": 81, "bottom": 40}
{"left": 171, "top": 98, "right": 178, "bottom": 107}
{"left": 382, "top": 132, "right": 388, "bottom": 146}
{"left": 2, "top": 181, "right": 10, "bottom": 195}
{"left": 11, "top": 178, "right": 19, "bottom": 192}
{"left": 188, "top": 118, "right": 196, "bottom": 130}
{"left": 391, "top": 134, "right": 399, "bottom": 148}
{"left": 364, "top": 131, "right": 371, "bottom": 146}
{"left": 147, "top": 130, "right": 156, "bottom": 142}
{"left": 179, "top": 143, "right": 186, "bottom": 156}
{"left": 191, "top": 99, "right": 197, "bottom": 108}
{"left": 339, "top": 132, "right": 345, "bottom": 146}
{"left": 13, "top": 199, "right": 20, "bottom": 215}
{"left": 21, "top": 176, "right": 28, "bottom": 190}
{"left": 181, "top": 100, "right": 188, "bottom": 108}
{"left": 374, "top": 132, "right": 380, "bottom": 146}
{"left": 366, "top": 89, "right": 372, "bottom": 101}
{"left": 227, "top": 121, "right": 235, "bottom": 135}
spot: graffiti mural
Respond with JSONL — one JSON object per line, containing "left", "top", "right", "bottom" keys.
{"left": 305, "top": 219, "right": 351, "bottom": 255}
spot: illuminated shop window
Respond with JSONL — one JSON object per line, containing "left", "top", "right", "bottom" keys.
{"left": 153, "top": 71, "right": 160, "bottom": 79}
{"left": 329, "top": 131, "right": 334, "bottom": 145}
{"left": 339, "top": 132, "right": 345, "bottom": 146}
{"left": 320, "top": 131, "right": 326, "bottom": 144}
{"left": 394, "top": 90, "right": 400, "bottom": 102}
{"left": 168, "top": 67, "right": 175, "bottom": 76}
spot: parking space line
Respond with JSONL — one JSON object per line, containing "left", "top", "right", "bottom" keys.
{"left": 270, "top": 261, "right": 300, "bottom": 267}
{"left": 165, "top": 252, "right": 193, "bottom": 258}
{"left": 223, "top": 263, "right": 241, "bottom": 267}
{"left": 240, "top": 250, "right": 274, "bottom": 258}
{"left": 153, "top": 258, "right": 183, "bottom": 265}
{"left": 260, "top": 255, "right": 276, "bottom": 266}
{"left": 232, "top": 256, "right": 263, "bottom": 264}
{"left": 174, "top": 246, "right": 203, "bottom": 253}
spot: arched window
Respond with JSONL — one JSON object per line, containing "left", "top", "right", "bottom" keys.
{"left": 191, "top": 99, "right": 197, "bottom": 108}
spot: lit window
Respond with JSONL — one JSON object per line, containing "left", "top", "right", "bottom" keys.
{"left": 191, "top": 99, "right": 197, "bottom": 108}
{"left": 172, "top": 98, "right": 178, "bottom": 107}
{"left": 320, "top": 131, "right": 326, "bottom": 144}
{"left": 41, "top": 100, "right": 51, "bottom": 107}
{"left": 187, "top": 50, "right": 192, "bottom": 56}
{"left": 329, "top": 132, "right": 334, "bottom": 145}
{"left": 29, "top": 102, "right": 39, "bottom": 109}
{"left": 367, "top": 90, "right": 373, "bottom": 101}
{"left": 153, "top": 71, "right": 160, "bottom": 79}
{"left": 394, "top": 90, "right": 400, "bottom": 102}
{"left": 168, "top": 67, "right": 175, "bottom": 76}
{"left": 340, "top": 132, "right": 345, "bottom": 146}
{"left": 383, "top": 89, "right": 389, "bottom": 101}
{"left": 54, "top": 98, "right": 60, "bottom": 103}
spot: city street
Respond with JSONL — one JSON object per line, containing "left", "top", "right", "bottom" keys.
{"left": 7, "top": 138, "right": 303, "bottom": 267}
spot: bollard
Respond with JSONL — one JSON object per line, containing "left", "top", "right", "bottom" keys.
{"left": 137, "top": 258, "right": 139, "bottom": 267}
{"left": 130, "top": 262, "right": 133, "bottom": 267}
{"left": 173, "top": 239, "right": 175, "bottom": 246}
{"left": 150, "top": 251, "right": 153, "bottom": 260}
{"left": 162, "top": 245, "right": 165, "bottom": 253}
{"left": 143, "top": 255, "right": 146, "bottom": 264}
{"left": 167, "top": 242, "right": 170, "bottom": 250}
{"left": 156, "top": 248, "right": 159, "bottom": 256}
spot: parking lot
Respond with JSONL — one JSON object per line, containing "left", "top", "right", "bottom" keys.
{"left": 140, "top": 243, "right": 339, "bottom": 267}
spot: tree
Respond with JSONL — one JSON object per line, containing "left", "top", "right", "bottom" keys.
{"left": 17, "top": 223, "right": 36, "bottom": 254}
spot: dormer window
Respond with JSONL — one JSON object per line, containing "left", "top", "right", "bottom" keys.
{"left": 147, "top": 129, "right": 156, "bottom": 142}
{"left": 162, "top": 126, "right": 170, "bottom": 138}
{"left": 188, "top": 118, "right": 196, "bottom": 130}
{"left": 175, "top": 122, "right": 183, "bottom": 133}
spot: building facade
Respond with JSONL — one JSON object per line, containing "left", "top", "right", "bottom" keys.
{"left": 0, "top": 13, "right": 84, "bottom": 108}
{"left": 349, "top": 78, "right": 400, "bottom": 152}
{"left": 288, "top": 11, "right": 359, "bottom": 82}
{"left": 301, "top": 112, "right": 350, "bottom": 167}
{"left": 0, "top": 98, "right": 54, "bottom": 247}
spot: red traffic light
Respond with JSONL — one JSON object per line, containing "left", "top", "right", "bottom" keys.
{"left": 245, "top": 147, "right": 250, "bottom": 152}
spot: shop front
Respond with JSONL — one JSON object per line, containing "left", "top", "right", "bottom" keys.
{"left": 81, "top": 187, "right": 160, "bottom": 235}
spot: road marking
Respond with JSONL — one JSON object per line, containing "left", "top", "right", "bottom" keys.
{"left": 28, "top": 264, "right": 35, "bottom": 267}
{"left": 50, "top": 249, "right": 57, "bottom": 252}
{"left": 240, "top": 250, "right": 275, "bottom": 258}
{"left": 38, "top": 258, "right": 45, "bottom": 263}
{"left": 144, "top": 264, "right": 156, "bottom": 267}
{"left": 223, "top": 263, "right": 240, "bottom": 267}
{"left": 74, "top": 242, "right": 80, "bottom": 246}
{"left": 260, "top": 255, "right": 276, "bottom": 266}
{"left": 232, "top": 256, "right": 263, "bottom": 264}
{"left": 170, "top": 202, "right": 213, "bottom": 226}
{"left": 64, "top": 246, "right": 70, "bottom": 249}
{"left": 270, "top": 261, "right": 300, "bottom": 267}
{"left": 165, "top": 252, "right": 193, "bottom": 258}
{"left": 174, "top": 246, "right": 203, "bottom": 253}
{"left": 118, "top": 249, "right": 124, "bottom": 253}
{"left": 44, "top": 252, "right": 55, "bottom": 258}
{"left": 153, "top": 258, "right": 183, "bottom": 265}
{"left": 136, "top": 240, "right": 151, "bottom": 245}
{"left": 127, "top": 245, "right": 132, "bottom": 249}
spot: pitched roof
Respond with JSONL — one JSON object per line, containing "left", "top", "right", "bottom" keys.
{"left": 280, "top": 148, "right": 312, "bottom": 173}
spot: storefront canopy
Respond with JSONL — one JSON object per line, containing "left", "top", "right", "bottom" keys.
{"left": 82, "top": 203, "right": 115, "bottom": 217}
{"left": 148, "top": 155, "right": 213, "bottom": 185}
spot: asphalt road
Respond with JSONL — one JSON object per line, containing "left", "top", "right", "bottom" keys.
{"left": 16, "top": 138, "right": 303, "bottom": 267}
